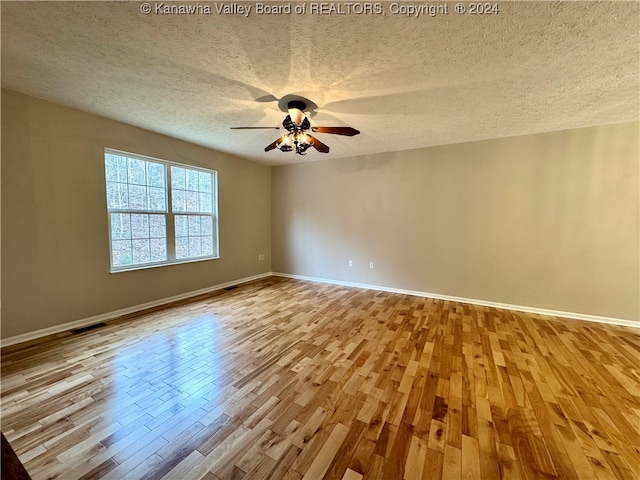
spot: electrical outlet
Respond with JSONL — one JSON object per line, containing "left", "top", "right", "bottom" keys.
{"left": 258, "top": 254, "right": 265, "bottom": 261}
{"left": 369, "top": 261, "right": 374, "bottom": 269}
{"left": 348, "top": 260, "right": 353, "bottom": 267}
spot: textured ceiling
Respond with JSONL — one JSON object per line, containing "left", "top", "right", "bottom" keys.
{"left": 2, "top": 1, "right": 638, "bottom": 165}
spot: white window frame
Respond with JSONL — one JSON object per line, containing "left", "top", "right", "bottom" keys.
{"left": 104, "top": 148, "right": 219, "bottom": 272}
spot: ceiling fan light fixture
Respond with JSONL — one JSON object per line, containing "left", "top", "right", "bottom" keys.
{"left": 295, "top": 141, "right": 311, "bottom": 155}
{"left": 281, "top": 131, "right": 311, "bottom": 155}
{"left": 276, "top": 134, "right": 294, "bottom": 151}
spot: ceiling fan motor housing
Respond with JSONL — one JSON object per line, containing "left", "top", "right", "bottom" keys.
{"left": 287, "top": 100, "right": 307, "bottom": 126}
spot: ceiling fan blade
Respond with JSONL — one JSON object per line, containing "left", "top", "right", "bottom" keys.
{"left": 265, "top": 136, "right": 285, "bottom": 152}
{"left": 311, "top": 126, "right": 360, "bottom": 136}
{"left": 231, "top": 126, "right": 281, "bottom": 130}
{"left": 307, "top": 134, "right": 330, "bottom": 153}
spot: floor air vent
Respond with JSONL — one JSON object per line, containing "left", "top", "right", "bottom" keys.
{"left": 71, "top": 323, "right": 107, "bottom": 335}
{"left": 224, "top": 285, "right": 239, "bottom": 291}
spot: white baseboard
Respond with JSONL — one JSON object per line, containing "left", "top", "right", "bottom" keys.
{"left": 272, "top": 272, "right": 639, "bottom": 329}
{"left": 0, "top": 272, "right": 272, "bottom": 348}
{"left": 3, "top": 270, "right": 637, "bottom": 348}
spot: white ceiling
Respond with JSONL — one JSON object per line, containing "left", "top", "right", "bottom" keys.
{"left": 2, "top": 1, "right": 638, "bottom": 166}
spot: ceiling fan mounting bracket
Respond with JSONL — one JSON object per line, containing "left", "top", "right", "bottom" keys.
{"left": 277, "top": 94, "right": 318, "bottom": 116}
{"left": 287, "top": 100, "right": 307, "bottom": 112}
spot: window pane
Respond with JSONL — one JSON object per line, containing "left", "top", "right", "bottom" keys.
{"left": 186, "top": 169, "right": 199, "bottom": 191}
{"left": 186, "top": 191, "right": 198, "bottom": 212}
{"left": 147, "top": 162, "right": 165, "bottom": 187}
{"left": 105, "top": 153, "right": 127, "bottom": 183}
{"left": 202, "top": 236, "right": 213, "bottom": 256}
{"left": 171, "top": 166, "right": 186, "bottom": 190}
{"left": 110, "top": 213, "right": 131, "bottom": 240}
{"left": 105, "top": 154, "right": 119, "bottom": 182}
{"left": 172, "top": 189, "right": 186, "bottom": 212}
{"left": 106, "top": 154, "right": 130, "bottom": 182}
{"left": 106, "top": 182, "right": 120, "bottom": 209}
{"left": 188, "top": 216, "right": 200, "bottom": 236}
{"left": 175, "top": 236, "right": 188, "bottom": 259}
{"left": 131, "top": 214, "right": 149, "bottom": 239}
{"left": 201, "top": 216, "right": 213, "bottom": 235}
{"left": 113, "top": 156, "right": 128, "bottom": 182}
{"left": 189, "top": 237, "right": 202, "bottom": 257}
{"left": 112, "top": 240, "right": 132, "bottom": 266}
{"left": 148, "top": 187, "right": 166, "bottom": 211}
{"left": 199, "top": 192, "right": 213, "bottom": 213}
{"left": 108, "top": 182, "right": 130, "bottom": 210}
{"left": 199, "top": 172, "right": 212, "bottom": 193}
{"left": 149, "top": 215, "right": 166, "bottom": 238}
{"left": 175, "top": 215, "right": 188, "bottom": 237}
{"left": 150, "top": 239, "right": 167, "bottom": 262}
{"left": 132, "top": 239, "right": 150, "bottom": 263}
{"left": 174, "top": 215, "right": 215, "bottom": 260}
{"left": 128, "top": 185, "right": 147, "bottom": 210}
{"left": 128, "top": 158, "right": 146, "bottom": 185}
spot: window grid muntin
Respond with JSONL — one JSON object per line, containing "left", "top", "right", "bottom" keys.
{"left": 171, "top": 166, "right": 214, "bottom": 214}
{"left": 175, "top": 214, "right": 216, "bottom": 260}
{"left": 105, "top": 153, "right": 167, "bottom": 213}
{"left": 109, "top": 213, "right": 168, "bottom": 268}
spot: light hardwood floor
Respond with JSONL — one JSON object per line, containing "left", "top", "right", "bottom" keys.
{"left": 1, "top": 277, "right": 639, "bottom": 480}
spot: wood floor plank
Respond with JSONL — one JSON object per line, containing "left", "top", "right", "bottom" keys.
{"left": 460, "top": 434, "right": 481, "bottom": 480}
{"left": 403, "top": 434, "right": 428, "bottom": 480}
{"left": 442, "top": 444, "right": 461, "bottom": 479}
{"left": 300, "top": 423, "right": 349, "bottom": 480}
{"left": 1, "top": 277, "right": 638, "bottom": 480}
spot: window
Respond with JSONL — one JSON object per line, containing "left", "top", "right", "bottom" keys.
{"left": 104, "top": 149, "right": 218, "bottom": 271}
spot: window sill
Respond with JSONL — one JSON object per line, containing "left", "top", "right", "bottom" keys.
{"left": 110, "top": 256, "right": 220, "bottom": 273}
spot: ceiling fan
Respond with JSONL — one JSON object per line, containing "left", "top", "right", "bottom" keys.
{"left": 231, "top": 100, "right": 360, "bottom": 155}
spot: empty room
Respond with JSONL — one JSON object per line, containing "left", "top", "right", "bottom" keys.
{"left": 1, "top": 1, "right": 639, "bottom": 479}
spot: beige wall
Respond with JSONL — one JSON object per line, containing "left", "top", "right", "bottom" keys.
{"left": 272, "top": 122, "right": 639, "bottom": 321}
{"left": 3, "top": 89, "right": 638, "bottom": 341}
{"left": 2, "top": 89, "right": 271, "bottom": 339}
